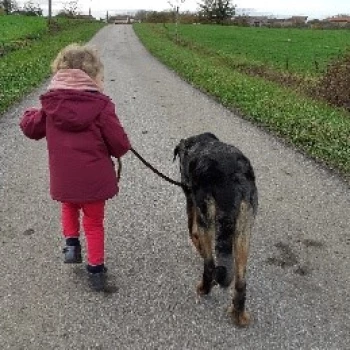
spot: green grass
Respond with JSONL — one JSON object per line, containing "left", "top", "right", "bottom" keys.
{"left": 0, "top": 15, "right": 47, "bottom": 42}
{"left": 0, "top": 16, "right": 105, "bottom": 114}
{"left": 165, "top": 24, "right": 350, "bottom": 76}
{"left": 133, "top": 23, "right": 350, "bottom": 178}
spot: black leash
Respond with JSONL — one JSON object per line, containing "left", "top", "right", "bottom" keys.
{"left": 130, "top": 147, "right": 189, "bottom": 191}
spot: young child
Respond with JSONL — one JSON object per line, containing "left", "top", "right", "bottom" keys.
{"left": 20, "top": 43, "right": 131, "bottom": 292}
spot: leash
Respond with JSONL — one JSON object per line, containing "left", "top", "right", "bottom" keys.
{"left": 130, "top": 147, "right": 189, "bottom": 191}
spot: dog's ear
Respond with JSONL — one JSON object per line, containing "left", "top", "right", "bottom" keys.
{"left": 173, "top": 144, "right": 180, "bottom": 162}
{"left": 173, "top": 139, "right": 186, "bottom": 161}
{"left": 204, "top": 132, "right": 219, "bottom": 141}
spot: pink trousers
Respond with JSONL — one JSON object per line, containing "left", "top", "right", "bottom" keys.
{"left": 61, "top": 201, "right": 105, "bottom": 266}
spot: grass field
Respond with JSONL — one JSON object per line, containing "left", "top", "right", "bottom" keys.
{"left": 0, "top": 15, "right": 47, "bottom": 42}
{"left": 0, "top": 15, "right": 105, "bottom": 113}
{"left": 173, "top": 25, "right": 350, "bottom": 76}
{"left": 133, "top": 23, "right": 350, "bottom": 179}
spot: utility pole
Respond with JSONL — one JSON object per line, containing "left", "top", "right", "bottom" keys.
{"left": 48, "top": 0, "right": 52, "bottom": 26}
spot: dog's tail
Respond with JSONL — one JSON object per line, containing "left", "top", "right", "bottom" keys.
{"left": 214, "top": 213, "right": 234, "bottom": 287}
{"left": 214, "top": 200, "right": 253, "bottom": 288}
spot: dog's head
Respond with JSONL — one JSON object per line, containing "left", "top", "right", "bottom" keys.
{"left": 173, "top": 133, "right": 219, "bottom": 189}
{"left": 173, "top": 132, "right": 219, "bottom": 162}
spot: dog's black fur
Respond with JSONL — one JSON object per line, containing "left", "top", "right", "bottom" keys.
{"left": 174, "top": 132, "right": 258, "bottom": 326}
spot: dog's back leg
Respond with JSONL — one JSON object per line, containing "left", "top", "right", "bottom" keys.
{"left": 192, "top": 196, "right": 216, "bottom": 296}
{"left": 229, "top": 200, "right": 254, "bottom": 327}
{"left": 215, "top": 213, "right": 234, "bottom": 288}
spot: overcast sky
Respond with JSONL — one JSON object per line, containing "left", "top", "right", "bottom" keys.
{"left": 20, "top": 0, "right": 350, "bottom": 19}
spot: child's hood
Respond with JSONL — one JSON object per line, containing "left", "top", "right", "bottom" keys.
{"left": 40, "top": 89, "right": 110, "bottom": 132}
{"left": 48, "top": 69, "right": 101, "bottom": 92}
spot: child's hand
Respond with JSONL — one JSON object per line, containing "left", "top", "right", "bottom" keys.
{"left": 19, "top": 108, "right": 46, "bottom": 140}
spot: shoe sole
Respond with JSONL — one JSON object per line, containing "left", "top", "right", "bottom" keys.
{"left": 64, "top": 258, "right": 83, "bottom": 264}
{"left": 88, "top": 273, "right": 106, "bottom": 292}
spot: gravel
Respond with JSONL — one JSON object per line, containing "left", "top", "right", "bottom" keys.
{"left": 0, "top": 25, "right": 349, "bottom": 350}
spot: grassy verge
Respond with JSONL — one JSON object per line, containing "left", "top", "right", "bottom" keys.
{"left": 133, "top": 23, "right": 350, "bottom": 179}
{"left": 0, "top": 15, "right": 47, "bottom": 44}
{"left": 0, "top": 19, "right": 105, "bottom": 114}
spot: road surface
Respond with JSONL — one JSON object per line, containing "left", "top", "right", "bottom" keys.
{"left": 0, "top": 25, "right": 349, "bottom": 350}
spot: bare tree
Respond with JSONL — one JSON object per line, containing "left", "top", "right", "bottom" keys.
{"left": 57, "top": 0, "right": 80, "bottom": 18}
{"left": 134, "top": 10, "right": 148, "bottom": 22}
{"left": 168, "top": 0, "right": 186, "bottom": 41}
{"left": 23, "top": 1, "right": 43, "bottom": 16}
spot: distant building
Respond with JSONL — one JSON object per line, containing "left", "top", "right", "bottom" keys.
{"left": 246, "top": 16, "right": 269, "bottom": 27}
{"left": 233, "top": 15, "right": 308, "bottom": 27}
{"left": 75, "top": 14, "right": 95, "bottom": 20}
{"left": 289, "top": 16, "right": 308, "bottom": 24}
{"left": 277, "top": 16, "right": 308, "bottom": 27}
{"left": 325, "top": 15, "right": 350, "bottom": 26}
{"left": 108, "top": 15, "right": 134, "bottom": 24}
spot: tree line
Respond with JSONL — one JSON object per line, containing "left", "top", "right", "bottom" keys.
{"left": 0, "top": 0, "right": 82, "bottom": 17}
{"left": 1, "top": 0, "right": 44, "bottom": 16}
{"left": 135, "top": 1, "right": 236, "bottom": 24}
{"left": 1, "top": 0, "right": 236, "bottom": 23}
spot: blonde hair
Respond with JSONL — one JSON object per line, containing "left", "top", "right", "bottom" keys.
{"left": 51, "top": 43, "right": 103, "bottom": 79}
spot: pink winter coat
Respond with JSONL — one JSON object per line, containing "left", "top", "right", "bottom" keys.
{"left": 20, "top": 69, "right": 131, "bottom": 203}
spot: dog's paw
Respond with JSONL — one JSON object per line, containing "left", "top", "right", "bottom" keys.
{"left": 196, "top": 280, "right": 211, "bottom": 296}
{"left": 228, "top": 306, "right": 252, "bottom": 327}
{"left": 195, "top": 293, "right": 202, "bottom": 304}
{"left": 214, "top": 266, "right": 231, "bottom": 288}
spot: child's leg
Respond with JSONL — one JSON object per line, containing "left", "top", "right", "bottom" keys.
{"left": 61, "top": 202, "right": 82, "bottom": 263}
{"left": 81, "top": 201, "right": 106, "bottom": 267}
{"left": 61, "top": 202, "right": 81, "bottom": 240}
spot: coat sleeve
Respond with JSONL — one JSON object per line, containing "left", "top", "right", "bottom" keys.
{"left": 19, "top": 108, "right": 47, "bottom": 140}
{"left": 100, "top": 102, "right": 131, "bottom": 158}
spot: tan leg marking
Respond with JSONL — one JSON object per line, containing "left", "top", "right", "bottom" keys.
{"left": 229, "top": 200, "right": 254, "bottom": 327}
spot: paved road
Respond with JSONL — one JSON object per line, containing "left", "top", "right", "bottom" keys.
{"left": 0, "top": 25, "right": 349, "bottom": 350}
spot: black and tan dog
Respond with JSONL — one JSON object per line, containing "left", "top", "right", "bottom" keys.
{"left": 174, "top": 132, "right": 258, "bottom": 326}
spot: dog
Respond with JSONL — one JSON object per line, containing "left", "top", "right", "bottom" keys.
{"left": 174, "top": 132, "right": 258, "bottom": 326}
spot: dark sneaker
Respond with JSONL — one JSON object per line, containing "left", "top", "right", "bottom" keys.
{"left": 87, "top": 265, "right": 107, "bottom": 292}
{"left": 63, "top": 245, "right": 82, "bottom": 264}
